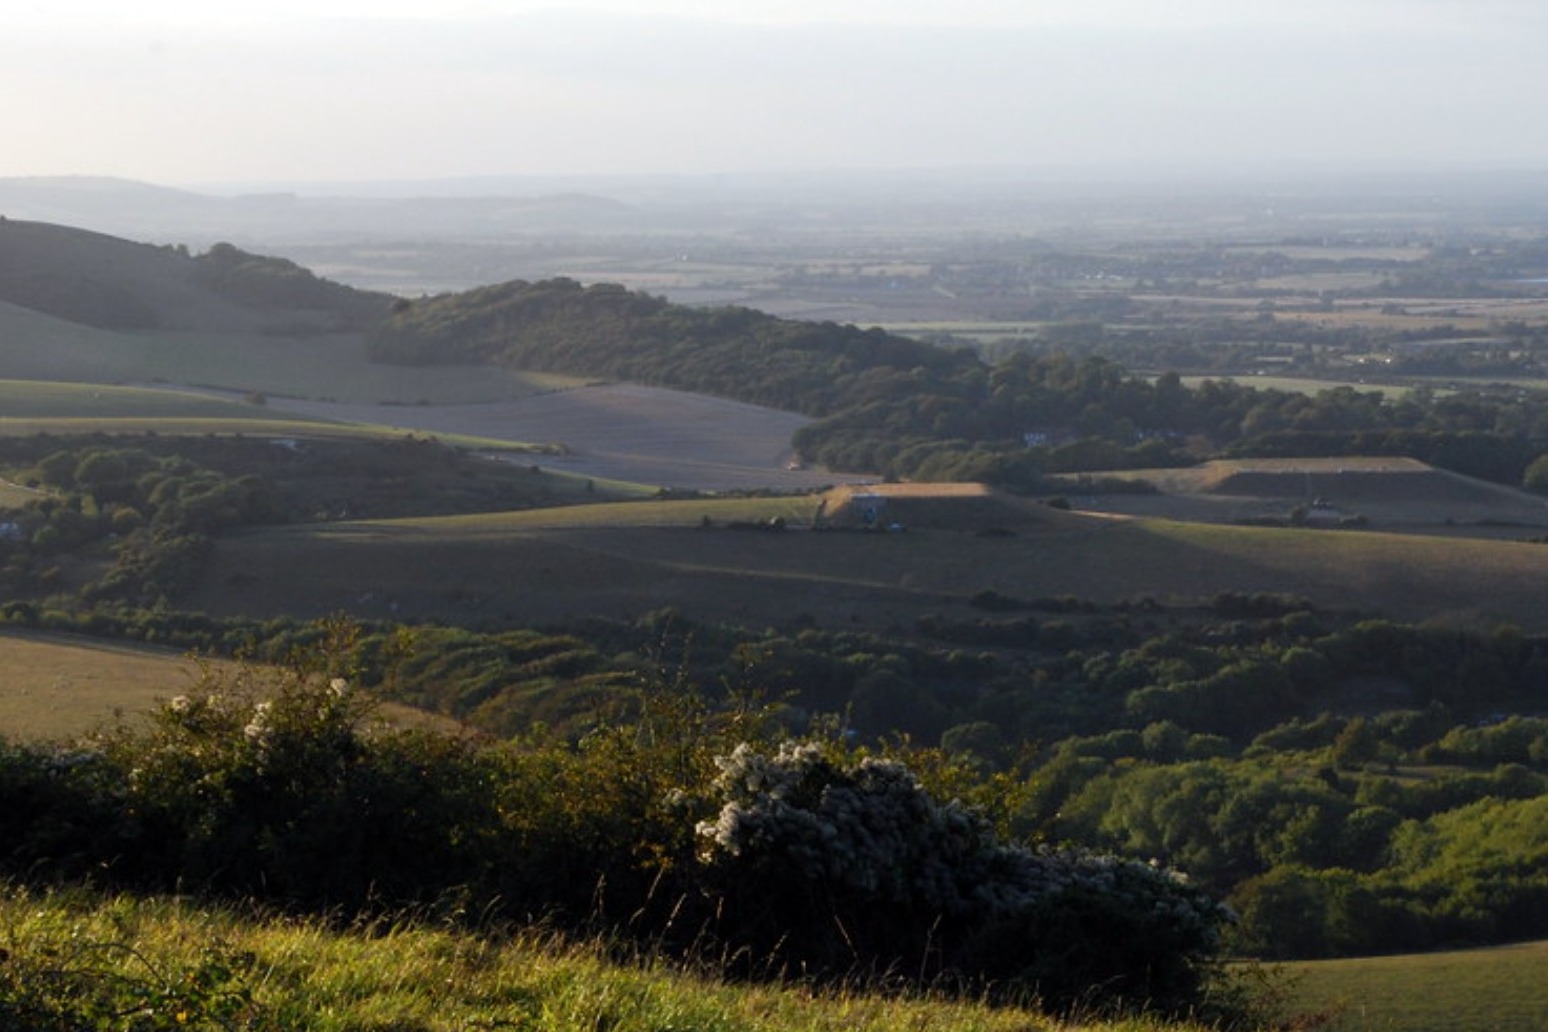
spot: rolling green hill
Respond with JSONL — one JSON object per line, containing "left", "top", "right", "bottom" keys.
{"left": 0, "top": 219, "right": 387, "bottom": 332}
{"left": 179, "top": 494, "right": 1548, "bottom": 632}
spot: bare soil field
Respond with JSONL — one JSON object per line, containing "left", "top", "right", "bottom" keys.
{"left": 259, "top": 383, "right": 849, "bottom": 491}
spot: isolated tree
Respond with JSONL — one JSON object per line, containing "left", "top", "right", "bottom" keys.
{"left": 1522, "top": 452, "right": 1548, "bottom": 492}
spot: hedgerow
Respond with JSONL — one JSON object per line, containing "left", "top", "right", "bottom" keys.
{"left": 0, "top": 652, "right": 1235, "bottom": 1020}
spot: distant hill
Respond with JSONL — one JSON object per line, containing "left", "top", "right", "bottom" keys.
{"left": 0, "top": 176, "right": 644, "bottom": 247}
{"left": 0, "top": 219, "right": 390, "bottom": 333}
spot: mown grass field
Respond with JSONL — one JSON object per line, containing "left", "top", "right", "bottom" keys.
{"left": 1282, "top": 940, "right": 1548, "bottom": 1032}
{"left": 0, "top": 631, "right": 218, "bottom": 739}
{"left": 0, "top": 632, "right": 459, "bottom": 741}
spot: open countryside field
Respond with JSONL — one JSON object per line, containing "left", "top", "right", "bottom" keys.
{"left": 0, "top": 631, "right": 214, "bottom": 739}
{"left": 0, "top": 302, "right": 582, "bottom": 404}
{"left": 1283, "top": 940, "right": 1548, "bottom": 1032}
{"left": 0, "top": 632, "right": 460, "bottom": 740}
{"left": 259, "top": 382, "right": 846, "bottom": 491}
{"left": 182, "top": 490, "right": 1548, "bottom": 632}
{"left": 0, "top": 379, "right": 572, "bottom": 453}
{"left": 0, "top": 373, "right": 848, "bottom": 494}
{"left": 1068, "top": 457, "right": 1548, "bottom": 539}
{"left": 0, "top": 379, "right": 295, "bottom": 420}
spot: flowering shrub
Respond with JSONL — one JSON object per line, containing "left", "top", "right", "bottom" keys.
{"left": 693, "top": 742, "right": 1232, "bottom": 1014}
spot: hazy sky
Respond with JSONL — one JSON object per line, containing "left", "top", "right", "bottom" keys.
{"left": 5, "top": 0, "right": 1546, "bottom": 187}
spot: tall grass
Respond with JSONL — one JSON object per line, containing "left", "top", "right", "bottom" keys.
{"left": 0, "top": 884, "right": 1213, "bottom": 1032}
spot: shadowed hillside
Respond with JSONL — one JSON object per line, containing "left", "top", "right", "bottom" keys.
{"left": 0, "top": 219, "right": 389, "bottom": 332}
{"left": 1075, "top": 457, "right": 1548, "bottom": 536}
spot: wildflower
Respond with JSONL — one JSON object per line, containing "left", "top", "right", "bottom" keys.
{"left": 243, "top": 701, "right": 272, "bottom": 744}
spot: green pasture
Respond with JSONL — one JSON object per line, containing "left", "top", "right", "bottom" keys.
{"left": 0, "top": 379, "right": 564, "bottom": 452}
{"left": 0, "top": 632, "right": 459, "bottom": 741}
{"left": 868, "top": 320, "right": 1048, "bottom": 343}
{"left": 0, "top": 480, "right": 40, "bottom": 506}
{"left": 1282, "top": 940, "right": 1548, "bottom": 1032}
{"left": 0, "top": 379, "right": 279, "bottom": 420}
{"left": 353, "top": 494, "right": 820, "bottom": 533}
{"left": 1176, "top": 374, "right": 1411, "bottom": 397}
{"left": 185, "top": 499, "right": 1548, "bottom": 634}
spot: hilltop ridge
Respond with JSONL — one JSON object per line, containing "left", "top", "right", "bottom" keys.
{"left": 0, "top": 218, "right": 389, "bottom": 333}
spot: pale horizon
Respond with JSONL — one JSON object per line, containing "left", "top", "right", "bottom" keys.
{"left": 5, "top": 1, "right": 1547, "bottom": 188}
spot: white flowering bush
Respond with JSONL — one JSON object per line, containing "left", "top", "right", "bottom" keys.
{"left": 95, "top": 657, "right": 511, "bottom": 911}
{"left": 692, "top": 742, "right": 1232, "bottom": 1014}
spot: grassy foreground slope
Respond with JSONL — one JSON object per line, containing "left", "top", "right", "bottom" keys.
{"left": 0, "top": 886, "right": 1207, "bottom": 1032}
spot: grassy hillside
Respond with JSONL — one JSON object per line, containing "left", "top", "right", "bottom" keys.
{"left": 0, "top": 223, "right": 586, "bottom": 404}
{"left": 1074, "top": 457, "right": 1548, "bottom": 537}
{"left": 0, "top": 306, "right": 582, "bottom": 404}
{"left": 0, "top": 885, "right": 1212, "bottom": 1032}
{"left": 0, "top": 220, "right": 385, "bottom": 333}
{"left": 0, "top": 379, "right": 569, "bottom": 449}
{"left": 182, "top": 497, "right": 1548, "bottom": 631}
{"left": 1284, "top": 940, "right": 1548, "bottom": 1032}
{"left": 0, "top": 632, "right": 460, "bottom": 740}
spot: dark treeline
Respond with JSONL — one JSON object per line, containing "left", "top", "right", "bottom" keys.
{"left": 367, "top": 277, "right": 1548, "bottom": 488}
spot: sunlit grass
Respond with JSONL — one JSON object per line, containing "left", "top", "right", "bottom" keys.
{"left": 339, "top": 494, "right": 822, "bottom": 533}
{"left": 1281, "top": 941, "right": 1548, "bottom": 1032}
{"left": 0, "top": 885, "right": 1212, "bottom": 1032}
{"left": 0, "top": 632, "right": 462, "bottom": 742}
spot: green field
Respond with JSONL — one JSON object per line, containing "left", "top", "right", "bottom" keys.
{"left": 0, "top": 379, "right": 571, "bottom": 453}
{"left": 176, "top": 493, "right": 1548, "bottom": 633}
{"left": 0, "top": 632, "right": 459, "bottom": 741}
{"left": 1283, "top": 941, "right": 1548, "bottom": 1032}
{"left": 0, "top": 379, "right": 292, "bottom": 420}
